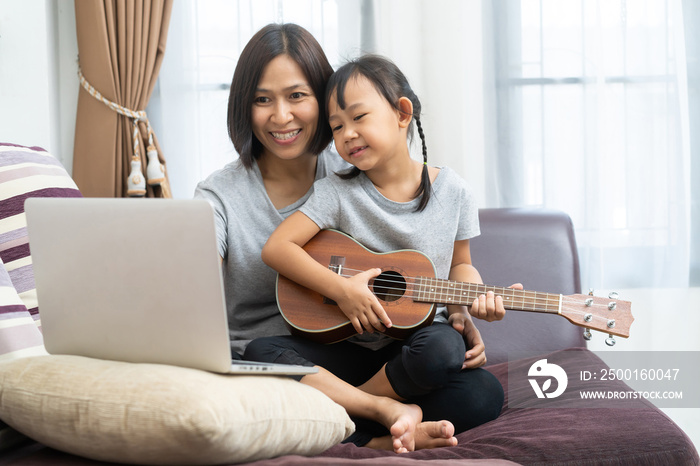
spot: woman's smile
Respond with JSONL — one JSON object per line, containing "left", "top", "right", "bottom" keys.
{"left": 271, "top": 128, "right": 302, "bottom": 143}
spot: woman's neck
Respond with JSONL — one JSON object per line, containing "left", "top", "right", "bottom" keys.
{"left": 257, "top": 152, "right": 318, "bottom": 210}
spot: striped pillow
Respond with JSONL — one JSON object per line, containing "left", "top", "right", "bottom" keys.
{"left": 0, "top": 255, "right": 45, "bottom": 360}
{"left": 0, "top": 143, "right": 82, "bottom": 323}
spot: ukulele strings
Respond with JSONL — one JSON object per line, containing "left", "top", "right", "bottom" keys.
{"left": 334, "top": 266, "right": 563, "bottom": 305}
{"left": 330, "top": 266, "right": 618, "bottom": 327}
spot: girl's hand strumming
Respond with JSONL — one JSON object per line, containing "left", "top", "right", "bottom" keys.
{"left": 336, "top": 268, "right": 393, "bottom": 335}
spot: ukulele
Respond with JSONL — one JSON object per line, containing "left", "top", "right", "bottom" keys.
{"left": 276, "top": 229, "right": 633, "bottom": 345}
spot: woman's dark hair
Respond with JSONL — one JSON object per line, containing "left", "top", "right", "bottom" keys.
{"left": 326, "top": 54, "right": 431, "bottom": 212}
{"left": 227, "top": 23, "right": 334, "bottom": 168}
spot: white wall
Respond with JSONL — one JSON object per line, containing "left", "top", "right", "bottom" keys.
{"left": 372, "top": 0, "right": 488, "bottom": 206}
{"left": 0, "top": 0, "right": 78, "bottom": 171}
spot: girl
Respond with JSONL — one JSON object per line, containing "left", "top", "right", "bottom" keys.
{"left": 253, "top": 54, "right": 520, "bottom": 453}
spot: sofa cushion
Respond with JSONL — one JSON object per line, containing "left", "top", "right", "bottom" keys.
{"left": 0, "top": 355, "right": 355, "bottom": 465}
{"left": 310, "top": 349, "right": 699, "bottom": 465}
{"left": 0, "top": 143, "right": 82, "bottom": 321}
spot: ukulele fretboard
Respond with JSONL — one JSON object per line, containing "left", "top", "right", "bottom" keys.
{"left": 413, "top": 277, "right": 561, "bottom": 314}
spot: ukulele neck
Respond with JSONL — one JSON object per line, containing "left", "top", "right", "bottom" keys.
{"left": 413, "top": 278, "right": 562, "bottom": 314}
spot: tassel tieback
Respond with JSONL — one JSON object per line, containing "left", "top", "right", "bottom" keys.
{"left": 78, "top": 67, "right": 166, "bottom": 197}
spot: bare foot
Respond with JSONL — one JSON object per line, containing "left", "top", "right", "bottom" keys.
{"left": 388, "top": 404, "right": 422, "bottom": 453}
{"left": 365, "top": 419, "right": 457, "bottom": 452}
{"left": 415, "top": 420, "right": 457, "bottom": 449}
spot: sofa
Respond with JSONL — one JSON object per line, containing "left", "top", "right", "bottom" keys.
{"left": 1, "top": 143, "right": 698, "bottom": 466}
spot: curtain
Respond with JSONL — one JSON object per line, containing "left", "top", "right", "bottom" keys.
{"left": 485, "top": 0, "right": 694, "bottom": 290}
{"left": 73, "top": 0, "right": 173, "bottom": 198}
{"left": 683, "top": 0, "right": 700, "bottom": 285}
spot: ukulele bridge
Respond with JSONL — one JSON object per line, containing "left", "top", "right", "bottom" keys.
{"left": 329, "top": 255, "right": 345, "bottom": 276}
{"left": 323, "top": 256, "right": 346, "bottom": 305}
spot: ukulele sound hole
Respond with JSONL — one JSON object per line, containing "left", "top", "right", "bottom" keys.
{"left": 372, "top": 271, "right": 406, "bottom": 302}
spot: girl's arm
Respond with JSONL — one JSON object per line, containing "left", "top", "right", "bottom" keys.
{"left": 262, "top": 212, "right": 392, "bottom": 334}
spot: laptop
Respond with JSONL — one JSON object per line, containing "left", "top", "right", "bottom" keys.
{"left": 24, "top": 197, "right": 316, "bottom": 376}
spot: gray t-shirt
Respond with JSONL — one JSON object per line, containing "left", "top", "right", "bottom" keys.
{"left": 299, "top": 166, "right": 480, "bottom": 348}
{"left": 194, "top": 152, "right": 348, "bottom": 354}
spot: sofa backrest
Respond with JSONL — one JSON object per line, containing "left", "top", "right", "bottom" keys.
{"left": 470, "top": 207, "right": 586, "bottom": 366}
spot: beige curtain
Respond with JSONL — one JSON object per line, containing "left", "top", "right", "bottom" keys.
{"left": 72, "top": 0, "right": 173, "bottom": 198}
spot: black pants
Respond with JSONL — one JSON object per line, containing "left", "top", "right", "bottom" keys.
{"left": 244, "top": 323, "right": 504, "bottom": 446}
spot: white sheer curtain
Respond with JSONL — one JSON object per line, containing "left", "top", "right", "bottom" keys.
{"left": 151, "top": 0, "right": 695, "bottom": 290}
{"left": 485, "top": 0, "right": 693, "bottom": 289}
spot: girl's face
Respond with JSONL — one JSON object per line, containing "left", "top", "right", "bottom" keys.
{"left": 252, "top": 54, "right": 319, "bottom": 161}
{"left": 328, "top": 75, "right": 409, "bottom": 173}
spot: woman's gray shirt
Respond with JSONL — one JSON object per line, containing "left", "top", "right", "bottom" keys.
{"left": 194, "top": 152, "right": 348, "bottom": 354}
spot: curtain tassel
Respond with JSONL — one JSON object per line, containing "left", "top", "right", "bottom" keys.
{"left": 146, "top": 132, "right": 165, "bottom": 186}
{"left": 126, "top": 159, "right": 146, "bottom": 196}
{"left": 126, "top": 119, "right": 147, "bottom": 197}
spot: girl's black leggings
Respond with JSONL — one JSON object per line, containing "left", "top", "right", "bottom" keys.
{"left": 243, "top": 323, "right": 504, "bottom": 446}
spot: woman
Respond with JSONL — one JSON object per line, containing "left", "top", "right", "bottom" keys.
{"left": 195, "top": 23, "right": 345, "bottom": 357}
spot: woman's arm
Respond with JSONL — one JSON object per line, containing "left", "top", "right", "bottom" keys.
{"left": 446, "top": 239, "right": 487, "bottom": 368}
{"left": 446, "top": 239, "right": 522, "bottom": 368}
{"left": 261, "top": 212, "right": 392, "bottom": 334}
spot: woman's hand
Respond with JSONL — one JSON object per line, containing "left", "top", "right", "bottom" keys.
{"left": 335, "top": 268, "right": 393, "bottom": 335}
{"left": 449, "top": 313, "right": 487, "bottom": 369}
{"left": 469, "top": 283, "right": 524, "bottom": 322}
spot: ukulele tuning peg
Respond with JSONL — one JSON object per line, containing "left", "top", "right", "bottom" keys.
{"left": 583, "top": 329, "right": 592, "bottom": 341}
{"left": 608, "top": 291, "right": 619, "bottom": 299}
{"left": 605, "top": 335, "right": 616, "bottom": 346}
{"left": 585, "top": 298, "right": 594, "bottom": 307}
{"left": 589, "top": 288, "right": 595, "bottom": 296}
{"left": 608, "top": 302, "right": 617, "bottom": 310}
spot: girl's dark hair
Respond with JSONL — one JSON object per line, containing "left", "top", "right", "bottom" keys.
{"left": 227, "top": 23, "right": 334, "bottom": 168}
{"left": 327, "top": 54, "right": 431, "bottom": 212}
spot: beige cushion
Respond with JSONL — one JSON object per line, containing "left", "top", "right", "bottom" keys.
{"left": 0, "top": 355, "right": 354, "bottom": 465}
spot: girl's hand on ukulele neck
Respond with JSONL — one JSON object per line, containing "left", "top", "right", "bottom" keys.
{"left": 335, "top": 268, "right": 393, "bottom": 335}
{"left": 469, "top": 283, "right": 524, "bottom": 322}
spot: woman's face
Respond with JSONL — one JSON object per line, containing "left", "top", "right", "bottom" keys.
{"left": 251, "top": 54, "right": 319, "bottom": 161}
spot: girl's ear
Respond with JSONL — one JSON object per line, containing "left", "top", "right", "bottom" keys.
{"left": 397, "top": 97, "right": 413, "bottom": 128}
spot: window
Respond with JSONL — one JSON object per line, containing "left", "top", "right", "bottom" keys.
{"left": 492, "top": 0, "right": 691, "bottom": 287}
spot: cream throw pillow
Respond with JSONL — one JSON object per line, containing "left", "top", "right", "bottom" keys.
{"left": 0, "top": 355, "right": 354, "bottom": 465}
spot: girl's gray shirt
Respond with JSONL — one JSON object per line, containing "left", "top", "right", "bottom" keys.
{"left": 194, "top": 152, "right": 348, "bottom": 355}
{"left": 299, "top": 166, "right": 480, "bottom": 349}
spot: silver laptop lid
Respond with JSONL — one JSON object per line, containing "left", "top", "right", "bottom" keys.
{"left": 25, "top": 198, "right": 234, "bottom": 373}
